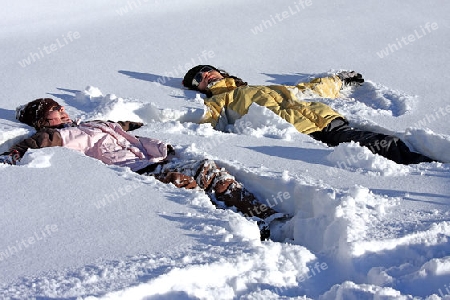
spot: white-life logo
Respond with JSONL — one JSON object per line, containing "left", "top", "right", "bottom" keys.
{"left": 18, "top": 31, "right": 81, "bottom": 68}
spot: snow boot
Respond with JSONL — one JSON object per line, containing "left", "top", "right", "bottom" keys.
{"left": 256, "top": 213, "right": 291, "bottom": 241}
{"left": 257, "top": 220, "right": 271, "bottom": 241}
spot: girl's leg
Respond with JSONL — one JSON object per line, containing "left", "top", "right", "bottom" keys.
{"left": 147, "top": 158, "right": 279, "bottom": 220}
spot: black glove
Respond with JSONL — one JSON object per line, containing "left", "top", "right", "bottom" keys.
{"left": 337, "top": 71, "right": 364, "bottom": 86}
{"left": 167, "top": 144, "right": 176, "bottom": 155}
{"left": 128, "top": 122, "right": 144, "bottom": 131}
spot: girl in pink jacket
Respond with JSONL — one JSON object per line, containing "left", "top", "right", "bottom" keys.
{"left": 1, "top": 98, "right": 286, "bottom": 241}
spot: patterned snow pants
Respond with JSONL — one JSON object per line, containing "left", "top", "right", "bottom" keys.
{"left": 140, "top": 158, "right": 278, "bottom": 220}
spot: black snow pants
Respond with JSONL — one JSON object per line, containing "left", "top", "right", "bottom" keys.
{"left": 310, "top": 118, "right": 433, "bottom": 165}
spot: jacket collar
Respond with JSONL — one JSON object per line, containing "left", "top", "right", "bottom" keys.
{"left": 41, "top": 119, "right": 79, "bottom": 130}
{"left": 208, "top": 78, "right": 238, "bottom": 95}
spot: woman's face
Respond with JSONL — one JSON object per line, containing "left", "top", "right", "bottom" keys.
{"left": 196, "top": 69, "right": 224, "bottom": 91}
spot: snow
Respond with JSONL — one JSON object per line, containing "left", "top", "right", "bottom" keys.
{"left": 1, "top": 0, "right": 450, "bottom": 299}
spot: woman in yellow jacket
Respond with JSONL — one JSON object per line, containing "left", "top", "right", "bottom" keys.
{"left": 182, "top": 65, "right": 433, "bottom": 165}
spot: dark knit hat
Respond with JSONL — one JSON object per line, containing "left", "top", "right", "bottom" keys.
{"left": 182, "top": 65, "right": 218, "bottom": 90}
{"left": 16, "top": 98, "right": 60, "bottom": 129}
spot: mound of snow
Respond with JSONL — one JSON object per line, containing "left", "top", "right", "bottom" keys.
{"left": 404, "top": 127, "right": 450, "bottom": 163}
{"left": 326, "top": 141, "right": 410, "bottom": 176}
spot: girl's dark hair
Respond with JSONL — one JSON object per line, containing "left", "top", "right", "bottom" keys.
{"left": 15, "top": 98, "right": 60, "bottom": 130}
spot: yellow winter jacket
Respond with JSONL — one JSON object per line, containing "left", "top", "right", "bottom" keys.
{"left": 202, "top": 76, "right": 345, "bottom": 134}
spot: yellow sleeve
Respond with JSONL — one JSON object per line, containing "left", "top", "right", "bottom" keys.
{"left": 201, "top": 92, "right": 234, "bottom": 128}
{"left": 296, "top": 75, "right": 343, "bottom": 99}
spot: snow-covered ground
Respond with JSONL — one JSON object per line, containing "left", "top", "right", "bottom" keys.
{"left": 1, "top": 1, "right": 450, "bottom": 299}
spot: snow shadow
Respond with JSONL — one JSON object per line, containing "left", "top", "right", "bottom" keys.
{"left": 158, "top": 210, "right": 226, "bottom": 246}
{"left": 143, "top": 291, "right": 200, "bottom": 300}
{"left": 118, "top": 70, "right": 189, "bottom": 89}
{"left": 118, "top": 70, "right": 176, "bottom": 85}
{"left": 346, "top": 80, "right": 411, "bottom": 116}
{"left": 118, "top": 70, "right": 190, "bottom": 99}
{"left": 261, "top": 72, "right": 322, "bottom": 86}
{"left": 0, "top": 108, "right": 16, "bottom": 121}
{"left": 48, "top": 88, "right": 84, "bottom": 110}
{"left": 244, "top": 145, "right": 331, "bottom": 165}
{"left": 49, "top": 87, "right": 80, "bottom": 102}
{"left": 352, "top": 241, "right": 450, "bottom": 298}
{"left": 372, "top": 188, "right": 449, "bottom": 207}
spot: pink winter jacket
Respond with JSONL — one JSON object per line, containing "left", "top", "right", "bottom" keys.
{"left": 8, "top": 121, "right": 169, "bottom": 172}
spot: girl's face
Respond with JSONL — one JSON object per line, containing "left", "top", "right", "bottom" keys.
{"left": 44, "top": 105, "right": 72, "bottom": 127}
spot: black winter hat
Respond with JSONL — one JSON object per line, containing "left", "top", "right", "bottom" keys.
{"left": 16, "top": 98, "right": 60, "bottom": 129}
{"left": 182, "top": 65, "right": 217, "bottom": 90}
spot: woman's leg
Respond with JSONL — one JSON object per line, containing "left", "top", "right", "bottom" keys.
{"left": 310, "top": 118, "right": 434, "bottom": 164}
